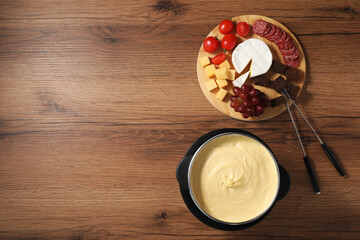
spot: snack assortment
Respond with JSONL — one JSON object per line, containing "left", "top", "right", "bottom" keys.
{"left": 197, "top": 15, "right": 305, "bottom": 121}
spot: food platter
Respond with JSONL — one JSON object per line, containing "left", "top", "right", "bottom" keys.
{"left": 197, "top": 15, "right": 306, "bottom": 121}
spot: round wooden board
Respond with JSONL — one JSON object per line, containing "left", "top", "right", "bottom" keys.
{"left": 197, "top": 15, "right": 306, "bottom": 121}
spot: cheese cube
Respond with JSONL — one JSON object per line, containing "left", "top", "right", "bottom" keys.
{"left": 216, "top": 79, "right": 228, "bottom": 88}
{"left": 205, "top": 79, "right": 218, "bottom": 91}
{"left": 227, "top": 69, "right": 236, "bottom": 80}
{"left": 199, "top": 55, "right": 210, "bottom": 67}
{"left": 205, "top": 64, "right": 216, "bottom": 77}
{"left": 219, "top": 60, "right": 231, "bottom": 69}
{"left": 215, "top": 68, "right": 229, "bottom": 79}
{"left": 216, "top": 88, "right": 228, "bottom": 101}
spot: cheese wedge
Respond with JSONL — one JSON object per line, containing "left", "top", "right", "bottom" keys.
{"left": 233, "top": 71, "right": 250, "bottom": 88}
{"left": 216, "top": 88, "right": 227, "bottom": 101}
{"left": 231, "top": 39, "right": 272, "bottom": 78}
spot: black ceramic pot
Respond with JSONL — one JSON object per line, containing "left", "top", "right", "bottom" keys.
{"left": 176, "top": 128, "right": 290, "bottom": 230}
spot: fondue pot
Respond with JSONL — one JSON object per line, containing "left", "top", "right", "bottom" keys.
{"left": 176, "top": 128, "right": 290, "bottom": 230}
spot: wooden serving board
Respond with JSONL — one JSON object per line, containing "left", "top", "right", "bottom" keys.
{"left": 197, "top": 15, "right": 306, "bottom": 121}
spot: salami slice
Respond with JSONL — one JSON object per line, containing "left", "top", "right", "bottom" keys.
{"left": 284, "top": 56, "right": 300, "bottom": 69}
{"left": 266, "top": 24, "right": 277, "bottom": 39}
{"left": 284, "top": 34, "right": 292, "bottom": 42}
{"left": 274, "top": 30, "right": 287, "bottom": 44}
{"left": 279, "top": 30, "right": 288, "bottom": 43}
{"left": 262, "top": 23, "right": 272, "bottom": 35}
{"left": 280, "top": 45, "right": 298, "bottom": 57}
{"left": 271, "top": 27, "right": 282, "bottom": 42}
{"left": 278, "top": 40, "right": 294, "bottom": 50}
{"left": 282, "top": 50, "right": 299, "bottom": 60}
{"left": 269, "top": 27, "right": 279, "bottom": 41}
{"left": 253, "top": 20, "right": 269, "bottom": 35}
{"left": 289, "top": 48, "right": 299, "bottom": 59}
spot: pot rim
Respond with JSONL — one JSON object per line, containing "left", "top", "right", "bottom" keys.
{"left": 187, "top": 132, "right": 281, "bottom": 225}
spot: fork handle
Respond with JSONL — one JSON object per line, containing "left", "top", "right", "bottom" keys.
{"left": 321, "top": 143, "right": 346, "bottom": 177}
{"left": 304, "top": 156, "right": 321, "bottom": 194}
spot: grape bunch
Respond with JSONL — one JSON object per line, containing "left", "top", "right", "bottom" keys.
{"left": 230, "top": 85, "right": 270, "bottom": 119}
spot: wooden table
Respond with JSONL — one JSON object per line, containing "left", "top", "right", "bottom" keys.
{"left": 1, "top": 0, "right": 359, "bottom": 239}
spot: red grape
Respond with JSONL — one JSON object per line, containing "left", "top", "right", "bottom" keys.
{"left": 231, "top": 87, "right": 269, "bottom": 118}
{"left": 256, "top": 105, "right": 264, "bottom": 113}
{"left": 242, "top": 112, "right": 250, "bottom": 118}
{"left": 233, "top": 87, "right": 241, "bottom": 95}
{"left": 246, "top": 106, "right": 255, "bottom": 116}
{"left": 230, "top": 100, "right": 241, "bottom": 109}
{"left": 254, "top": 111, "right": 261, "bottom": 116}
{"left": 240, "top": 85, "right": 250, "bottom": 93}
{"left": 239, "top": 91, "right": 248, "bottom": 100}
{"left": 238, "top": 104, "right": 246, "bottom": 113}
{"left": 258, "top": 92, "right": 266, "bottom": 100}
{"left": 243, "top": 99, "right": 252, "bottom": 107}
{"left": 249, "top": 88, "right": 259, "bottom": 97}
{"left": 251, "top": 96, "right": 260, "bottom": 106}
{"left": 230, "top": 95, "right": 239, "bottom": 102}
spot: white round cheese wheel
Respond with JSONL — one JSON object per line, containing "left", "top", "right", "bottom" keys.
{"left": 231, "top": 39, "right": 273, "bottom": 78}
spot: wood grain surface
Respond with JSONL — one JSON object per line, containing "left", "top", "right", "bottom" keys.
{"left": 197, "top": 14, "right": 306, "bottom": 121}
{"left": 0, "top": 0, "right": 359, "bottom": 239}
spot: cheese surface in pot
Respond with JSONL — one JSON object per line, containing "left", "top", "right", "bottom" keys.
{"left": 190, "top": 134, "right": 279, "bottom": 223}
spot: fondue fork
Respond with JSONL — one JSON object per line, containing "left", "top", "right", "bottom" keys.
{"left": 282, "top": 91, "right": 321, "bottom": 194}
{"left": 283, "top": 88, "right": 346, "bottom": 177}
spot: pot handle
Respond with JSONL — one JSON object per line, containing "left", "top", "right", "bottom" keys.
{"left": 276, "top": 165, "right": 291, "bottom": 201}
{"left": 176, "top": 155, "right": 193, "bottom": 191}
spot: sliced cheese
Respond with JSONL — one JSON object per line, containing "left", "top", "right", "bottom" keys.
{"left": 216, "top": 88, "right": 227, "bottom": 101}
{"left": 216, "top": 79, "right": 228, "bottom": 88}
{"left": 233, "top": 71, "right": 250, "bottom": 88}
{"left": 205, "top": 79, "right": 218, "bottom": 91}
{"left": 199, "top": 55, "right": 210, "bottom": 67}
{"left": 231, "top": 39, "right": 272, "bottom": 78}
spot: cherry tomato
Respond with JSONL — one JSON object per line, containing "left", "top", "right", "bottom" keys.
{"left": 219, "top": 19, "right": 233, "bottom": 34}
{"left": 236, "top": 22, "right": 250, "bottom": 37}
{"left": 221, "top": 33, "right": 237, "bottom": 51}
{"left": 203, "top": 36, "right": 219, "bottom": 52}
{"left": 211, "top": 52, "right": 226, "bottom": 65}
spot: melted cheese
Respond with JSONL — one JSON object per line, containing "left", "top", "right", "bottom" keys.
{"left": 190, "top": 134, "right": 279, "bottom": 223}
